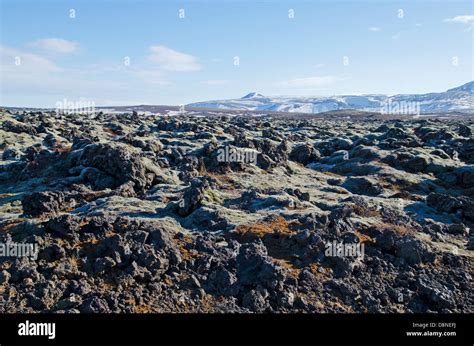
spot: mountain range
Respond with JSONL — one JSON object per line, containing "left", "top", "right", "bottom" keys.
{"left": 187, "top": 81, "right": 474, "bottom": 115}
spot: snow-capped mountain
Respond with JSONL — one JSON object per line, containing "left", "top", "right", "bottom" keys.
{"left": 188, "top": 81, "right": 474, "bottom": 114}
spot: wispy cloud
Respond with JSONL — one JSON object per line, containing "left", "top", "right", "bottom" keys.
{"left": 392, "top": 32, "right": 401, "bottom": 40}
{"left": 277, "top": 76, "right": 344, "bottom": 88}
{"left": 368, "top": 27, "right": 381, "bottom": 32}
{"left": 148, "top": 45, "right": 201, "bottom": 72}
{"left": 0, "top": 43, "right": 194, "bottom": 99}
{"left": 443, "top": 15, "right": 474, "bottom": 24}
{"left": 0, "top": 45, "right": 62, "bottom": 74}
{"left": 0, "top": 44, "right": 166, "bottom": 105}
{"left": 30, "top": 38, "right": 79, "bottom": 54}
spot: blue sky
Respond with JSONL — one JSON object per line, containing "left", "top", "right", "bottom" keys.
{"left": 0, "top": 0, "right": 473, "bottom": 107}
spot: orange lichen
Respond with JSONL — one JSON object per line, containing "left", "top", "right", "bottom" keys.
{"left": 173, "top": 234, "right": 202, "bottom": 261}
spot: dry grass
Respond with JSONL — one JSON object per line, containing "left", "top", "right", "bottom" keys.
{"left": 71, "top": 237, "right": 99, "bottom": 250}
{"left": 0, "top": 193, "right": 16, "bottom": 199}
{"left": 272, "top": 258, "right": 301, "bottom": 279}
{"left": 233, "top": 216, "right": 303, "bottom": 264}
{"left": 81, "top": 190, "right": 109, "bottom": 202}
{"left": 103, "top": 127, "right": 119, "bottom": 136}
{"left": 234, "top": 216, "right": 295, "bottom": 241}
{"left": 163, "top": 277, "right": 173, "bottom": 287}
{"left": 97, "top": 280, "right": 116, "bottom": 293}
{"left": 53, "top": 144, "right": 71, "bottom": 154}
{"left": 123, "top": 296, "right": 157, "bottom": 313}
{"left": 205, "top": 172, "right": 236, "bottom": 187}
{"left": 390, "top": 191, "right": 424, "bottom": 201}
{"left": 371, "top": 222, "right": 414, "bottom": 236}
{"left": 352, "top": 204, "right": 380, "bottom": 218}
{"left": 354, "top": 230, "right": 375, "bottom": 243}
{"left": 0, "top": 218, "right": 26, "bottom": 233}
{"left": 134, "top": 304, "right": 156, "bottom": 313}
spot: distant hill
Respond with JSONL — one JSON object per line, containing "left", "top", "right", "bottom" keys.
{"left": 187, "top": 81, "right": 474, "bottom": 115}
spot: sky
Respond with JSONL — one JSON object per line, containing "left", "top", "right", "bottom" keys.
{"left": 0, "top": 0, "right": 473, "bottom": 107}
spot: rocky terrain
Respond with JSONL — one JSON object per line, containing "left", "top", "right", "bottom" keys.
{"left": 0, "top": 109, "right": 473, "bottom": 313}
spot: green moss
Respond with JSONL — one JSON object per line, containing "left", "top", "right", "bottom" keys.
{"left": 203, "top": 188, "right": 222, "bottom": 204}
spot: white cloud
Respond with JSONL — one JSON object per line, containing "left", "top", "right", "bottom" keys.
{"left": 148, "top": 45, "right": 201, "bottom": 72}
{"left": 30, "top": 38, "right": 79, "bottom": 54}
{"left": 443, "top": 15, "right": 474, "bottom": 24}
{"left": 0, "top": 45, "right": 137, "bottom": 104}
{"left": 0, "top": 44, "right": 181, "bottom": 107}
{"left": 202, "top": 80, "right": 229, "bottom": 85}
{"left": 277, "top": 76, "right": 343, "bottom": 88}
{"left": 368, "top": 27, "right": 381, "bottom": 32}
{"left": 0, "top": 45, "right": 62, "bottom": 74}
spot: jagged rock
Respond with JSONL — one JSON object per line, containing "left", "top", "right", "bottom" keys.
{"left": 176, "top": 178, "right": 210, "bottom": 217}
{"left": 76, "top": 143, "right": 158, "bottom": 191}
{"left": 22, "top": 191, "right": 77, "bottom": 217}
{"left": 458, "top": 124, "right": 471, "bottom": 137}
{"left": 394, "top": 238, "right": 424, "bottom": 266}
{"left": 242, "top": 289, "right": 268, "bottom": 311}
{"left": 427, "top": 193, "right": 474, "bottom": 221}
{"left": 0, "top": 270, "right": 11, "bottom": 284}
{"left": 38, "top": 244, "right": 67, "bottom": 261}
{"left": 2, "top": 120, "right": 37, "bottom": 135}
{"left": 289, "top": 143, "right": 320, "bottom": 165}
{"left": 236, "top": 241, "right": 286, "bottom": 291}
{"left": 255, "top": 139, "right": 288, "bottom": 170}
{"left": 56, "top": 294, "right": 83, "bottom": 310}
{"left": 45, "top": 215, "right": 83, "bottom": 237}
{"left": 205, "top": 266, "right": 237, "bottom": 295}
{"left": 343, "top": 177, "right": 384, "bottom": 196}
{"left": 80, "top": 296, "right": 111, "bottom": 313}
{"left": 2, "top": 148, "right": 23, "bottom": 160}
{"left": 417, "top": 276, "right": 456, "bottom": 309}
